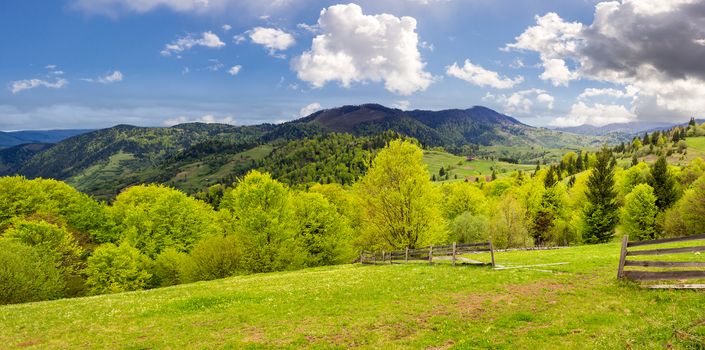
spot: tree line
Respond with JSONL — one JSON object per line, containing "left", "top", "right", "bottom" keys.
{"left": 2, "top": 134, "right": 705, "bottom": 305}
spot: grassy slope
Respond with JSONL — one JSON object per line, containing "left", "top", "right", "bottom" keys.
{"left": 2, "top": 243, "right": 705, "bottom": 349}
{"left": 424, "top": 150, "right": 535, "bottom": 181}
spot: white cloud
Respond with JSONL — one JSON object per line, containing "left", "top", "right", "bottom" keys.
{"left": 161, "top": 31, "right": 225, "bottom": 56}
{"left": 248, "top": 27, "right": 295, "bottom": 56}
{"left": 83, "top": 70, "right": 124, "bottom": 84}
{"left": 298, "top": 102, "right": 322, "bottom": 117}
{"left": 10, "top": 78, "right": 68, "bottom": 94}
{"left": 228, "top": 65, "right": 242, "bottom": 76}
{"left": 446, "top": 59, "right": 523, "bottom": 89}
{"left": 507, "top": 2, "right": 705, "bottom": 121}
{"left": 483, "top": 88, "right": 554, "bottom": 115}
{"left": 393, "top": 100, "right": 411, "bottom": 110}
{"left": 292, "top": 3, "right": 433, "bottom": 95}
{"left": 222, "top": 24, "right": 232, "bottom": 31}
{"left": 551, "top": 101, "right": 636, "bottom": 127}
{"left": 163, "top": 114, "right": 235, "bottom": 126}
{"left": 205, "top": 59, "right": 224, "bottom": 72}
{"left": 577, "top": 87, "right": 631, "bottom": 100}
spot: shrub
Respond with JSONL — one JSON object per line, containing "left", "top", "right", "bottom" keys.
{"left": 449, "top": 212, "right": 489, "bottom": 244}
{"left": 187, "top": 235, "right": 243, "bottom": 282}
{"left": 0, "top": 240, "right": 65, "bottom": 304}
{"left": 85, "top": 242, "right": 152, "bottom": 295}
{"left": 152, "top": 248, "right": 194, "bottom": 287}
{"left": 3, "top": 218, "right": 83, "bottom": 271}
{"left": 621, "top": 184, "right": 659, "bottom": 241}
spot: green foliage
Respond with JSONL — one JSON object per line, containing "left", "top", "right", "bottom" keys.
{"left": 109, "top": 184, "right": 223, "bottom": 257}
{"left": 488, "top": 194, "right": 532, "bottom": 248}
{"left": 449, "top": 212, "right": 489, "bottom": 244}
{"left": 648, "top": 155, "right": 679, "bottom": 210}
{"left": 291, "top": 192, "right": 355, "bottom": 266}
{"left": 0, "top": 240, "right": 65, "bottom": 305}
{"left": 582, "top": 147, "right": 619, "bottom": 243}
{"left": 220, "top": 171, "right": 295, "bottom": 273}
{"left": 676, "top": 174, "right": 705, "bottom": 235}
{"left": 356, "top": 140, "right": 447, "bottom": 249}
{"left": 621, "top": 184, "right": 659, "bottom": 241}
{"left": 187, "top": 235, "right": 243, "bottom": 282}
{"left": 152, "top": 248, "right": 194, "bottom": 287}
{"left": 439, "top": 182, "right": 487, "bottom": 220}
{"left": 85, "top": 242, "right": 152, "bottom": 295}
{"left": 2, "top": 218, "right": 83, "bottom": 272}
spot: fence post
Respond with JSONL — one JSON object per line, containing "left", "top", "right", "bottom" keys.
{"left": 452, "top": 242, "right": 457, "bottom": 266}
{"left": 429, "top": 245, "right": 434, "bottom": 265}
{"left": 382, "top": 250, "right": 386, "bottom": 264}
{"left": 618, "top": 235, "right": 629, "bottom": 279}
{"left": 489, "top": 241, "right": 495, "bottom": 267}
{"left": 405, "top": 247, "right": 409, "bottom": 262}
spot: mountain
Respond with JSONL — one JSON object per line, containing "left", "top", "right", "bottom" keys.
{"left": 0, "top": 129, "right": 93, "bottom": 149}
{"left": 0, "top": 143, "right": 54, "bottom": 174}
{"left": 2, "top": 104, "right": 606, "bottom": 198}
{"left": 554, "top": 121, "right": 681, "bottom": 136}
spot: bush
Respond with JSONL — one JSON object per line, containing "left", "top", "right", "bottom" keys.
{"left": 449, "top": 212, "right": 489, "bottom": 244}
{"left": 621, "top": 184, "right": 659, "bottom": 241}
{"left": 0, "top": 240, "right": 65, "bottom": 304}
{"left": 187, "top": 235, "right": 243, "bottom": 282}
{"left": 85, "top": 242, "right": 152, "bottom": 295}
{"left": 3, "top": 218, "right": 83, "bottom": 271}
{"left": 152, "top": 248, "right": 194, "bottom": 287}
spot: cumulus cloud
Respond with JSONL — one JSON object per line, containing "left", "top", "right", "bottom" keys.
{"left": 551, "top": 102, "right": 636, "bottom": 127}
{"left": 248, "top": 27, "right": 295, "bottom": 57}
{"left": 228, "top": 65, "right": 242, "bottom": 76}
{"left": 83, "top": 70, "right": 124, "bottom": 84}
{"left": 483, "top": 88, "right": 554, "bottom": 115}
{"left": 222, "top": 24, "right": 232, "bottom": 31}
{"left": 298, "top": 102, "right": 322, "bottom": 117}
{"left": 507, "top": 1, "right": 705, "bottom": 121}
{"left": 163, "top": 114, "right": 235, "bottom": 126}
{"left": 161, "top": 31, "right": 225, "bottom": 56}
{"left": 446, "top": 59, "right": 523, "bottom": 89}
{"left": 10, "top": 78, "right": 68, "bottom": 94}
{"left": 292, "top": 3, "right": 433, "bottom": 95}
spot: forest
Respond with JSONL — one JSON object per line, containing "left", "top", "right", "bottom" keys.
{"left": 2, "top": 119, "right": 705, "bottom": 305}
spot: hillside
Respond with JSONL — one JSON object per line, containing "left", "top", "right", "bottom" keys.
{"left": 2, "top": 104, "right": 607, "bottom": 198}
{"left": 0, "top": 129, "right": 92, "bottom": 149}
{"left": 1, "top": 243, "right": 704, "bottom": 349}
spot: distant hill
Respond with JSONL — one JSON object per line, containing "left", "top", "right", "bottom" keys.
{"left": 554, "top": 121, "right": 690, "bottom": 136}
{"left": 0, "top": 129, "right": 92, "bottom": 148}
{"left": 1, "top": 104, "right": 608, "bottom": 198}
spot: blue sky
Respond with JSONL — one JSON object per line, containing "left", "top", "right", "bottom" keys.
{"left": 1, "top": 0, "right": 703, "bottom": 130}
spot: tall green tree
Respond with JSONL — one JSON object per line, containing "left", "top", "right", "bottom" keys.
{"left": 356, "top": 140, "right": 446, "bottom": 249}
{"left": 621, "top": 184, "right": 658, "bottom": 241}
{"left": 648, "top": 155, "right": 679, "bottom": 210}
{"left": 582, "top": 147, "right": 619, "bottom": 243}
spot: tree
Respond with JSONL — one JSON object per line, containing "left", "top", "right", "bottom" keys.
{"left": 220, "top": 171, "right": 295, "bottom": 273}
{"left": 439, "top": 182, "right": 487, "bottom": 220}
{"left": 648, "top": 155, "right": 679, "bottom": 210}
{"left": 0, "top": 240, "right": 65, "bottom": 305}
{"left": 290, "top": 192, "right": 354, "bottom": 266}
{"left": 621, "top": 184, "right": 659, "bottom": 241}
{"left": 582, "top": 147, "right": 619, "bottom": 243}
{"left": 187, "top": 235, "right": 243, "bottom": 282}
{"left": 356, "top": 140, "right": 446, "bottom": 249}
{"left": 3, "top": 218, "right": 82, "bottom": 273}
{"left": 85, "top": 242, "right": 152, "bottom": 295}
{"left": 109, "top": 184, "right": 223, "bottom": 258}
{"left": 449, "top": 212, "right": 489, "bottom": 244}
{"left": 677, "top": 174, "right": 705, "bottom": 235}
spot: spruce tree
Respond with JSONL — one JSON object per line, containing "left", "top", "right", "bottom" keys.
{"left": 582, "top": 146, "right": 619, "bottom": 244}
{"left": 648, "top": 155, "right": 678, "bottom": 210}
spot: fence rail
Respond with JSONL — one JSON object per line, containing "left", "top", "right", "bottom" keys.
{"left": 618, "top": 235, "right": 705, "bottom": 289}
{"left": 361, "top": 241, "right": 495, "bottom": 267}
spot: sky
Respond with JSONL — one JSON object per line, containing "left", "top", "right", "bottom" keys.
{"left": 1, "top": 0, "right": 704, "bottom": 131}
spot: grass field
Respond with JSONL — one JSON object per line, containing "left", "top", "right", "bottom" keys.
{"left": 2, "top": 242, "right": 705, "bottom": 349}
{"left": 424, "top": 150, "right": 536, "bottom": 181}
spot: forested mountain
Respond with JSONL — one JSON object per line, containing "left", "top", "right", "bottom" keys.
{"left": 0, "top": 129, "right": 92, "bottom": 148}
{"left": 1, "top": 104, "right": 607, "bottom": 198}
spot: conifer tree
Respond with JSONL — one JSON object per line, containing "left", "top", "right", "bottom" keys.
{"left": 582, "top": 147, "right": 619, "bottom": 243}
{"left": 648, "top": 155, "right": 678, "bottom": 210}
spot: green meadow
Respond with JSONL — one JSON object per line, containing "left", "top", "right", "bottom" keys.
{"left": 2, "top": 242, "right": 704, "bottom": 349}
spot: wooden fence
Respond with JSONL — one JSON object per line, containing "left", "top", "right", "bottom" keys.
{"left": 618, "top": 234, "right": 705, "bottom": 288}
{"left": 360, "top": 241, "right": 495, "bottom": 267}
